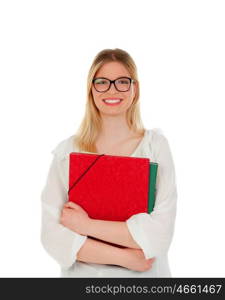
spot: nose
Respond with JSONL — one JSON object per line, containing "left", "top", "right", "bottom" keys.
{"left": 108, "top": 82, "right": 118, "bottom": 93}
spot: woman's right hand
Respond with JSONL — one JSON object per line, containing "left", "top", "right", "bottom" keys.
{"left": 121, "top": 248, "right": 155, "bottom": 272}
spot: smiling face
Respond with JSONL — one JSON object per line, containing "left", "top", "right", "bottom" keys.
{"left": 91, "top": 61, "right": 136, "bottom": 117}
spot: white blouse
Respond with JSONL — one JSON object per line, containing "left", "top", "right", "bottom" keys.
{"left": 40, "top": 128, "right": 177, "bottom": 277}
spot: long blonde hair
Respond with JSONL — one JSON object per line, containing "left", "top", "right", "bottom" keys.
{"left": 75, "top": 48, "right": 146, "bottom": 153}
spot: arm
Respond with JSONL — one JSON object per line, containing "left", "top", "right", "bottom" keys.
{"left": 41, "top": 154, "right": 153, "bottom": 272}
{"left": 125, "top": 131, "right": 178, "bottom": 259}
{"left": 87, "top": 219, "right": 141, "bottom": 249}
{"left": 40, "top": 154, "right": 87, "bottom": 269}
{"left": 61, "top": 202, "right": 141, "bottom": 249}
{"left": 59, "top": 202, "right": 155, "bottom": 271}
{"left": 76, "top": 237, "right": 155, "bottom": 272}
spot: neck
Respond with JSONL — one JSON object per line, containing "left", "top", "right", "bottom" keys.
{"left": 98, "top": 113, "right": 134, "bottom": 141}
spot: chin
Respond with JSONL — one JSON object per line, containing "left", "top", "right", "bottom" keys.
{"left": 100, "top": 109, "right": 128, "bottom": 117}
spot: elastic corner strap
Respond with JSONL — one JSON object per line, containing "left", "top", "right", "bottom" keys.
{"left": 68, "top": 154, "right": 105, "bottom": 195}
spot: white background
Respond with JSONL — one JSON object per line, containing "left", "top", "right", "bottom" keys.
{"left": 0, "top": 0, "right": 224, "bottom": 277}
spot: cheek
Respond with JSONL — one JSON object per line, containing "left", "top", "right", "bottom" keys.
{"left": 124, "top": 91, "right": 134, "bottom": 104}
{"left": 91, "top": 89, "right": 101, "bottom": 105}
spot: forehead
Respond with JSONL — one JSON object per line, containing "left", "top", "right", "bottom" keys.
{"left": 95, "top": 61, "right": 130, "bottom": 79}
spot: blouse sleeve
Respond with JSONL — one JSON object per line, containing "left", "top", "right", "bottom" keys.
{"left": 126, "top": 131, "right": 177, "bottom": 259}
{"left": 40, "top": 154, "right": 87, "bottom": 269}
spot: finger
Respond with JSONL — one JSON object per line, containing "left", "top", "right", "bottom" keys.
{"left": 64, "top": 201, "right": 75, "bottom": 207}
{"left": 64, "top": 201, "right": 80, "bottom": 209}
{"left": 146, "top": 257, "right": 155, "bottom": 262}
{"left": 61, "top": 207, "right": 69, "bottom": 215}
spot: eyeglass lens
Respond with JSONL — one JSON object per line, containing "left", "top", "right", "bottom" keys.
{"left": 93, "top": 77, "right": 131, "bottom": 92}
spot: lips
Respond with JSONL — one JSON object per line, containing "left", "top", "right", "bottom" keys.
{"left": 102, "top": 98, "right": 123, "bottom": 105}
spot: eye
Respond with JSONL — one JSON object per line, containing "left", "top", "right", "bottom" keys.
{"left": 95, "top": 79, "right": 108, "bottom": 85}
{"left": 117, "top": 79, "right": 130, "bottom": 84}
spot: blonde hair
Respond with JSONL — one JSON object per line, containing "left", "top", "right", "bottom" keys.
{"left": 75, "top": 48, "right": 146, "bottom": 153}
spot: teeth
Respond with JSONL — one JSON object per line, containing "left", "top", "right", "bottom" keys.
{"left": 104, "top": 99, "right": 121, "bottom": 103}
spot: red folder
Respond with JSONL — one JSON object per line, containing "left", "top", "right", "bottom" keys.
{"left": 68, "top": 152, "right": 150, "bottom": 221}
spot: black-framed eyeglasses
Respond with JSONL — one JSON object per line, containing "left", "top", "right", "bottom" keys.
{"left": 92, "top": 76, "right": 135, "bottom": 92}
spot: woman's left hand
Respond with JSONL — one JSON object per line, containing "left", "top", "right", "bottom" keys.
{"left": 60, "top": 201, "right": 91, "bottom": 236}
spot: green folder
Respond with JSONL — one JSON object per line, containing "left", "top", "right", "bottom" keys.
{"left": 148, "top": 162, "right": 158, "bottom": 213}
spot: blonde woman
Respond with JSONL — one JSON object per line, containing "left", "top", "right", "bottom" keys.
{"left": 40, "top": 48, "right": 177, "bottom": 277}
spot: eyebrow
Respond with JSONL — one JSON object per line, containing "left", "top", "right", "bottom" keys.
{"left": 94, "top": 76, "right": 130, "bottom": 79}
